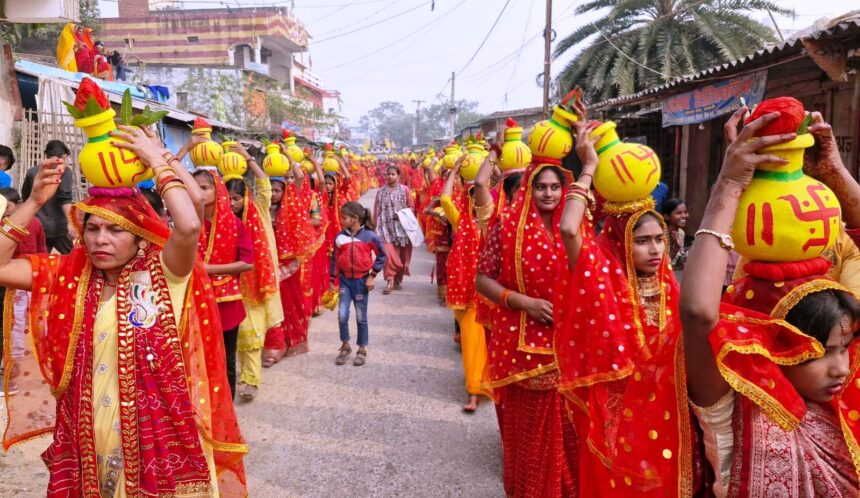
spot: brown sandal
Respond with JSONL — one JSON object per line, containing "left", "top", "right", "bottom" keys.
{"left": 353, "top": 349, "right": 367, "bottom": 366}
{"left": 335, "top": 345, "right": 351, "bottom": 366}
{"left": 262, "top": 349, "right": 284, "bottom": 368}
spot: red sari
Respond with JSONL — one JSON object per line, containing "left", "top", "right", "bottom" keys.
{"left": 711, "top": 258, "right": 860, "bottom": 497}
{"left": 555, "top": 209, "right": 694, "bottom": 497}
{"left": 478, "top": 162, "right": 576, "bottom": 498}
{"left": 265, "top": 181, "right": 317, "bottom": 355}
{"left": 2, "top": 191, "right": 247, "bottom": 497}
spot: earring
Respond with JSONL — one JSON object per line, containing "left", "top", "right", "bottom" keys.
{"left": 137, "top": 240, "right": 148, "bottom": 258}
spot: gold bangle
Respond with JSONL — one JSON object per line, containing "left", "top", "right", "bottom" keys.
{"left": 565, "top": 193, "right": 588, "bottom": 205}
{"left": 159, "top": 181, "right": 187, "bottom": 197}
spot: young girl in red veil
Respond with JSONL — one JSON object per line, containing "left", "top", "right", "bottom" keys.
{"left": 682, "top": 103, "right": 860, "bottom": 497}
{"left": 555, "top": 105, "right": 693, "bottom": 497}
{"left": 1, "top": 122, "right": 247, "bottom": 496}
{"left": 475, "top": 160, "right": 576, "bottom": 497}
{"left": 263, "top": 159, "right": 317, "bottom": 366}
{"left": 224, "top": 143, "right": 283, "bottom": 401}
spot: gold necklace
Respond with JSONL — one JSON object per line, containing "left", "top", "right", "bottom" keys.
{"left": 637, "top": 273, "right": 661, "bottom": 327}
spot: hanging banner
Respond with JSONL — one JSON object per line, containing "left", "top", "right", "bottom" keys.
{"left": 662, "top": 70, "right": 767, "bottom": 127}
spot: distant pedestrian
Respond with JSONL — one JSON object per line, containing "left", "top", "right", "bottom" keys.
{"left": 373, "top": 164, "right": 413, "bottom": 294}
{"left": 21, "top": 140, "right": 75, "bottom": 254}
{"left": 331, "top": 201, "right": 386, "bottom": 367}
{"left": 0, "top": 145, "right": 15, "bottom": 188}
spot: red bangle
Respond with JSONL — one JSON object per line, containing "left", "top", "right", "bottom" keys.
{"left": 500, "top": 288, "right": 514, "bottom": 309}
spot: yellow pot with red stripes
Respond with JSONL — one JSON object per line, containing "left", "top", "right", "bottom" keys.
{"left": 527, "top": 105, "right": 577, "bottom": 161}
{"left": 591, "top": 121, "right": 661, "bottom": 203}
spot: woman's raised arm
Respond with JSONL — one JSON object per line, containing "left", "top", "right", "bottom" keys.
{"left": 680, "top": 109, "right": 795, "bottom": 407}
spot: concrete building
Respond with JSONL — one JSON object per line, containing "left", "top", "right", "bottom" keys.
{"left": 96, "top": 0, "right": 338, "bottom": 134}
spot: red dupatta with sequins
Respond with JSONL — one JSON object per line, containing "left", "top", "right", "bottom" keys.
{"left": 2, "top": 192, "right": 247, "bottom": 497}
{"left": 274, "top": 181, "right": 317, "bottom": 263}
{"left": 716, "top": 258, "right": 860, "bottom": 491}
{"left": 483, "top": 163, "right": 569, "bottom": 388}
{"left": 198, "top": 170, "right": 242, "bottom": 303}
{"left": 554, "top": 209, "right": 693, "bottom": 497}
{"left": 239, "top": 185, "right": 278, "bottom": 304}
{"left": 446, "top": 187, "right": 479, "bottom": 309}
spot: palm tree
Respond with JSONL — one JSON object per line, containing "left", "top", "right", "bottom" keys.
{"left": 554, "top": 0, "right": 791, "bottom": 102}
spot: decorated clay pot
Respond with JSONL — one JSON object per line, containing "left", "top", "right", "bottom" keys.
{"left": 189, "top": 126, "right": 222, "bottom": 167}
{"left": 282, "top": 132, "right": 304, "bottom": 163}
{"left": 323, "top": 150, "right": 340, "bottom": 173}
{"left": 500, "top": 118, "right": 532, "bottom": 172}
{"left": 460, "top": 143, "right": 484, "bottom": 182}
{"left": 442, "top": 145, "right": 461, "bottom": 169}
{"left": 218, "top": 141, "right": 247, "bottom": 180}
{"left": 527, "top": 104, "right": 578, "bottom": 161}
{"left": 262, "top": 143, "right": 289, "bottom": 177}
{"left": 300, "top": 148, "right": 315, "bottom": 174}
{"left": 77, "top": 108, "right": 152, "bottom": 188}
{"left": 591, "top": 121, "right": 661, "bottom": 203}
{"left": 732, "top": 133, "right": 841, "bottom": 262}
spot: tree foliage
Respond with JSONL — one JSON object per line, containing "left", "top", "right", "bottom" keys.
{"left": 554, "top": 0, "right": 792, "bottom": 102}
{"left": 358, "top": 99, "right": 483, "bottom": 147}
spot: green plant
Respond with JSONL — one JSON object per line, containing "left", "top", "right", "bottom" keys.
{"left": 554, "top": 0, "right": 792, "bottom": 102}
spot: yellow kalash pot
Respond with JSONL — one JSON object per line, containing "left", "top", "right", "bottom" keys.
{"left": 527, "top": 89, "right": 580, "bottom": 162}
{"left": 459, "top": 136, "right": 484, "bottom": 182}
{"left": 282, "top": 130, "right": 304, "bottom": 163}
{"left": 591, "top": 121, "right": 661, "bottom": 208}
{"left": 64, "top": 80, "right": 162, "bottom": 188}
{"left": 189, "top": 117, "right": 223, "bottom": 167}
{"left": 301, "top": 147, "right": 315, "bottom": 174}
{"left": 422, "top": 147, "right": 436, "bottom": 168}
{"left": 323, "top": 144, "right": 340, "bottom": 173}
{"left": 218, "top": 140, "right": 247, "bottom": 181}
{"left": 262, "top": 139, "right": 290, "bottom": 177}
{"left": 500, "top": 117, "right": 532, "bottom": 173}
{"left": 732, "top": 98, "right": 840, "bottom": 262}
{"left": 442, "top": 143, "right": 462, "bottom": 169}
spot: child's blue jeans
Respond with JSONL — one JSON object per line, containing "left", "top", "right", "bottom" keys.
{"left": 338, "top": 276, "right": 369, "bottom": 346}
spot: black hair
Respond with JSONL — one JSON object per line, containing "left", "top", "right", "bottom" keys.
{"left": 140, "top": 188, "right": 164, "bottom": 214}
{"left": 633, "top": 211, "right": 663, "bottom": 231}
{"left": 386, "top": 165, "right": 401, "bottom": 175}
{"left": 0, "top": 187, "right": 21, "bottom": 204}
{"left": 192, "top": 169, "right": 215, "bottom": 184}
{"left": 44, "top": 140, "right": 70, "bottom": 158}
{"left": 534, "top": 165, "right": 564, "bottom": 185}
{"left": 785, "top": 290, "right": 860, "bottom": 346}
{"left": 340, "top": 201, "right": 371, "bottom": 228}
{"left": 662, "top": 198, "right": 686, "bottom": 217}
{"left": 503, "top": 173, "right": 523, "bottom": 201}
{"left": 225, "top": 178, "right": 247, "bottom": 197}
{"left": 0, "top": 145, "right": 15, "bottom": 169}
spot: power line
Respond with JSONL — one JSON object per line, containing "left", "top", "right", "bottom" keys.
{"left": 304, "top": 0, "right": 398, "bottom": 26}
{"left": 502, "top": 0, "right": 533, "bottom": 108}
{"left": 455, "top": 0, "right": 512, "bottom": 76}
{"left": 316, "top": 0, "right": 468, "bottom": 72}
{"left": 314, "top": 0, "right": 432, "bottom": 43}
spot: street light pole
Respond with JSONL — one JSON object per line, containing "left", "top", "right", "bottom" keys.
{"left": 412, "top": 99, "right": 424, "bottom": 146}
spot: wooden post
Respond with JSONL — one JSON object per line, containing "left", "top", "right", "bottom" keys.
{"left": 542, "top": 0, "right": 552, "bottom": 115}
{"left": 850, "top": 73, "right": 860, "bottom": 177}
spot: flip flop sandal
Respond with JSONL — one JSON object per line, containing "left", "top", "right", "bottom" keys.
{"left": 382, "top": 287, "right": 392, "bottom": 295}
{"left": 353, "top": 350, "right": 367, "bottom": 366}
{"left": 335, "top": 346, "right": 352, "bottom": 366}
{"left": 262, "top": 351, "right": 282, "bottom": 368}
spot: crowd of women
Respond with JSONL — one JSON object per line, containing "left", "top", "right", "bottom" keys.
{"left": 3, "top": 74, "right": 860, "bottom": 498}
{"left": 408, "top": 92, "right": 860, "bottom": 498}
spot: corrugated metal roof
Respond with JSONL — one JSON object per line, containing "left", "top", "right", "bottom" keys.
{"left": 591, "top": 13, "right": 860, "bottom": 111}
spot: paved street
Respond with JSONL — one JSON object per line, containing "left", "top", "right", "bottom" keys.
{"left": 0, "top": 189, "right": 503, "bottom": 497}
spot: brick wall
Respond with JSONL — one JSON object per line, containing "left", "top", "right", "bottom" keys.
{"left": 118, "top": 0, "right": 150, "bottom": 19}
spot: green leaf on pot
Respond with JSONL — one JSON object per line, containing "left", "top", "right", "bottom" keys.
{"left": 62, "top": 100, "right": 83, "bottom": 119}
{"left": 120, "top": 89, "right": 133, "bottom": 125}
{"left": 796, "top": 113, "right": 813, "bottom": 135}
{"left": 84, "top": 97, "right": 104, "bottom": 118}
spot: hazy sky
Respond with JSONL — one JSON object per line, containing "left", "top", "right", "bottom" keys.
{"left": 101, "top": 0, "right": 857, "bottom": 123}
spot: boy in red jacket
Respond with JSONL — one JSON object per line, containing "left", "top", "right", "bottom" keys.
{"left": 330, "top": 202, "right": 386, "bottom": 366}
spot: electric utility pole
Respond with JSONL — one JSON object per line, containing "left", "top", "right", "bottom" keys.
{"left": 449, "top": 71, "right": 457, "bottom": 138}
{"left": 412, "top": 99, "right": 424, "bottom": 146}
{"left": 542, "top": 0, "right": 552, "bottom": 115}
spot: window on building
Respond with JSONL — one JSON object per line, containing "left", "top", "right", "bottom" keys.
{"left": 187, "top": 36, "right": 199, "bottom": 43}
